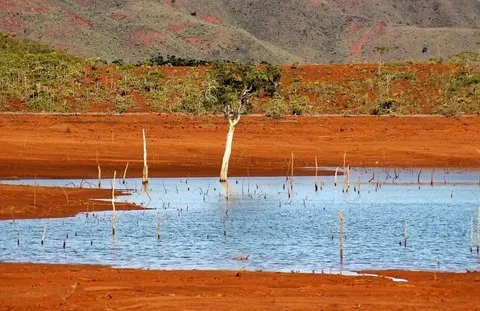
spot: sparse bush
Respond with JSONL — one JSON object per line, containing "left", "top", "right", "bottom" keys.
{"left": 428, "top": 57, "right": 443, "bottom": 64}
{"left": 172, "top": 90, "right": 206, "bottom": 115}
{"left": 447, "top": 51, "right": 480, "bottom": 66}
{"left": 289, "top": 94, "right": 310, "bottom": 115}
{"left": 263, "top": 96, "right": 287, "bottom": 119}
{"left": 434, "top": 98, "right": 464, "bottom": 117}
{"left": 372, "top": 97, "right": 397, "bottom": 115}
{"left": 113, "top": 95, "right": 135, "bottom": 114}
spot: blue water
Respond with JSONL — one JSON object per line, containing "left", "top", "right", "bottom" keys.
{"left": 1, "top": 169, "right": 480, "bottom": 273}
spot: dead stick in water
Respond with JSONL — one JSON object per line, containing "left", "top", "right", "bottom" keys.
{"left": 347, "top": 165, "right": 350, "bottom": 192}
{"left": 477, "top": 203, "right": 480, "bottom": 254}
{"left": 122, "top": 162, "right": 129, "bottom": 184}
{"left": 334, "top": 167, "right": 338, "bottom": 187}
{"left": 96, "top": 150, "right": 101, "bottom": 188}
{"left": 112, "top": 171, "right": 117, "bottom": 236}
{"left": 290, "top": 151, "right": 294, "bottom": 192}
{"left": 142, "top": 129, "right": 148, "bottom": 185}
{"left": 41, "top": 225, "right": 46, "bottom": 246}
{"left": 339, "top": 211, "right": 344, "bottom": 263}
{"left": 314, "top": 156, "right": 318, "bottom": 192}
{"left": 33, "top": 175, "right": 37, "bottom": 207}
{"left": 470, "top": 216, "right": 474, "bottom": 253}
{"left": 357, "top": 175, "right": 361, "bottom": 194}
{"left": 285, "top": 158, "right": 291, "bottom": 182}
{"left": 404, "top": 220, "right": 408, "bottom": 248}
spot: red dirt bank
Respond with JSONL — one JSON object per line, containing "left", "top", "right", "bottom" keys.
{"left": 0, "top": 184, "right": 140, "bottom": 220}
{"left": 0, "top": 114, "right": 479, "bottom": 180}
{"left": 0, "top": 264, "right": 479, "bottom": 311}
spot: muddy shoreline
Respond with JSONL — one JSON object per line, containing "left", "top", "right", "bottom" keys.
{"left": 0, "top": 184, "right": 141, "bottom": 220}
{"left": 0, "top": 263, "right": 479, "bottom": 311}
{"left": 1, "top": 114, "right": 479, "bottom": 180}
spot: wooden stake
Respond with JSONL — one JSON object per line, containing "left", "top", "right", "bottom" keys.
{"left": 41, "top": 226, "right": 46, "bottom": 246}
{"left": 122, "top": 162, "right": 129, "bottom": 184}
{"left": 33, "top": 175, "right": 37, "bottom": 207}
{"left": 61, "top": 188, "right": 69, "bottom": 203}
{"left": 142, "top": 129, "right": 148, "bottom": 185}
{"left": 157, "top": 214, "right": 161, "bottom": 240}
{"left": 290, "top": 151, "right": 294, "bottom": 192}
{"left": 470, "top": 215, "right": 474, "bottom": 253}
{"left": 430, "top": 168, "right": 435, "bottom": 186}
{"left": 112, "top": 171, "right": 117, "bottom": 236}
{"left": 403, "top": 220, "right": 408, "bottom": 248}
{"left": 477, "top": 203, "right": 480, "bottom": 254}
{"left": 314, "top": 156, "right": 318, "bottom": 192}
{"left": 334, "top": 167, "right": 338, "bottom": 187}
{"left": 96, "top": 150, "right": 101, "bottom": 188}
{"left": 97, "top": 165, "right": 102, "bottom": 188}
{"left": 347, "top": 165, "right": 350, "bottom": 191}
{"left": 291, "top": 151, "right": 294, "bottom": 178}
{"left": 285, "top": 158, "right": 290, "bottom": 182}
{"left": 339, "top": 212, "right": 344, "bottom": 263}
{"left": 357, "top": 175, "right": 361, "bottom": 194}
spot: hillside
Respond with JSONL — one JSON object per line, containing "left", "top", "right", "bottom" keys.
{"left": 1, "top": 33, "right": 479, "bottom": 116}
{"left": 0, "top": 0, "right": 479, "bottom": 64}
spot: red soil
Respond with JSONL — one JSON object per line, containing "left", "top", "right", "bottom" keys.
{"left": 23, "top": 0, "right": 50, "bottom": 14}
{"left": 197, "top": 12, "right": 221, "bottom": 25}
{"left": 78, "top": 0, "right": 89, "bottom": 7}
{"left": 0, "top": 184, "right": 140, "bottom": 220}
{"left": 111, "top": 13, "right": 127, "bottom": 22}
{"left": 0, "top": 114, "right": 478, "bottom": 181}
{"left": 0, "top": 263, "right": 479, "bottom": 310}
{"left": 350, "top": 22, "right": 386, "bottom": 59}
{"left": 0, "top": 16, "right": 21, "bottom": 33}
{"left": 0, "top": 0, "right": 16, "bottom": 12}
{"left": 128, "top": 29, "right": 164, "bottom": 47}
{"left": 0, "top": 0, "right": 50, "bottom": 14}
{"left": 67, "top": 11, "right": 93, "bottom": 29}
{"left": 167, "top": 22, "right": 192, "bottom": 33}
{"left": 182, "top": 35, "right": 213, "bottom": 44}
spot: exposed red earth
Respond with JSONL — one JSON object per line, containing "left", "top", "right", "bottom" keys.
{"left": 0, "top": 114, "right": 479, "bottom": 181}
{"left": 0, "top": 184, "right": 140, "bottom": 220}
{"left": 0, "top": 264, "right": 479, "bottom": 310}
{"left": 0, "top": 114, "right": 479, "bottom": 310}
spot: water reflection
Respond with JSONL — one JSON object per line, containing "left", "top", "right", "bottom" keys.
{"left": 1, "top": 168, "right": 480, "bottom": 273}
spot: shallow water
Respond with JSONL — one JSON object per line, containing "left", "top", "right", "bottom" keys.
{"left": 1, "top": 168, "right": 480, "bottom": 273}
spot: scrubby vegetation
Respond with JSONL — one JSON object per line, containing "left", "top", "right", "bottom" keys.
{"left": 0, "top": 33, "right": 479, "bottom": 117}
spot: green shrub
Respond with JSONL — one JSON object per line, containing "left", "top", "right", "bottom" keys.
{"left": 113, "top": 95, "right": 135, "bottom": 114}
{"left": 447, "top": 51, "right": 480, "bottom": 66}
{"left": 172, "top": 91, "right": 207, "bottom": 115}
{"left": 289, "top": 94, "right": 310, "bottom": 115}
{"left": 263, "top": 96, "right": 287, "bottom": 119}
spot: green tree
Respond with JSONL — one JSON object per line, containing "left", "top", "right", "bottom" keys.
{"left": 206, "top": 63, "right": 282, "bottom": 182}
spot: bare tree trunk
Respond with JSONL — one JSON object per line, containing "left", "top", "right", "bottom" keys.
{"left": 142, "top": 129, "right": 148, "bottom": 185}
{"left": 220, "top": 117, "right": 239, "bottom": 182}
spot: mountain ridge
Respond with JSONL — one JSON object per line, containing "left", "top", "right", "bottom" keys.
{"left": 1, "top": 0, "right": 479, "bottom": 64}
